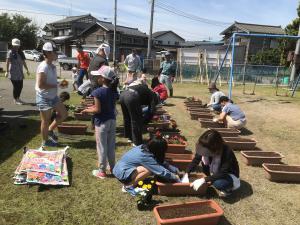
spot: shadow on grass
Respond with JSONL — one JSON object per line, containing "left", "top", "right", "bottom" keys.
{"left": 223, "top": 180, "right": 253, "bottom": 204}
{"left": 38, "top": 156, "right": 73, "bottom": 192}
{"left": 0, "top": 110, "right": 40, "bottom": 163}
{"left": 116, "top": 141, "right": 131, "bottom": 147}
{"left": 163, "top": 103, "right": 176, "bottom": 107}
{"left": 219, "top": 216, "right": 233, "bottom": 225}
{"left": 64, "top": 140, "right": 96, "bottom": 149}
{"left": 171, "top": 96, "right": 186, "bottom": 99}
{"left": 240, "top": 127, "right": 253, "bottom": 136}
{"left": 138, "top": 199, "right": 164, "bottom": 211}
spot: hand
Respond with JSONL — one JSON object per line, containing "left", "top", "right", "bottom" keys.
{"left": 190, "top": 178, "right": 206, "bottom": 191}
{"left": 181, "top": 173, "right": 189, "bottom": 183}
{"left": 81, "top": 109, "right": 88, "bottom": 114}
{"left": 175, "top": 174, "right": 181, "bottom": 183}
{"left": 26, "top": 70, "right": 30, "bottom": 76}
{"left": 4, "top": 72, "right": 8, "bottom": 78}
{"left": 213, "top": 118, "right": 219, "bottom": 122}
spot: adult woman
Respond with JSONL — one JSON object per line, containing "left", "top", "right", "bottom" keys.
{"left": 5, "top": 38, "right": 30, "bottom": 105}
{"left": 185, "top": 129, "right": 240, "bottom": 197}
{"left": 35, "top": 42, "right": 67, "bottom": 147}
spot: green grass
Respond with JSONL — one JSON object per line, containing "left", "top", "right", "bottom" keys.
{"left": 0, "top": 83, "right": 300, "bottom": 225}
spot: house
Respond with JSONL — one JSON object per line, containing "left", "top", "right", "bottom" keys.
{"left": 220, "top": 21, "right": 285, "bottom": 62}
{"left": 43, "top": 14, "right": 148, "bottom": 61}
{"left": 152, "top": 30, "right": 185, "bottom": 48}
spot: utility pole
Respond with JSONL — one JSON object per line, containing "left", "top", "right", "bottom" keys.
{"left": 113, "top": 0, "right": 117, "bottom": 62}
{"left": 147, "top": 0, "right": 155, "bottom": 59}
{"left": 290, "top": 23, "right": 300, "bottom": 85}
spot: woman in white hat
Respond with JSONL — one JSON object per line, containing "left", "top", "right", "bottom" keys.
{"left": 5, "top": 38, "right": 30, "bottom": 105}
{"left": 35, "top": 42, "right": 68, "bottom": 147}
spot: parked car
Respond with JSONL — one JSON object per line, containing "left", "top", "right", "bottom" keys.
{"left": 23, "top": 50, "right": 43, "bottom": 62}
{"left": 56, "top": 51, "right": 67, "bottom": 59}
{"left": 58, "top": 50, "right": 96, "bottom": 70}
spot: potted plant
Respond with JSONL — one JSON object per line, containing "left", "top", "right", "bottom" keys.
{"left": 241, "top": 151, "right": 284, "bottom": 166}
{"left": 153, "top": 200, "right": 223, "bottom": 225}
{"left": 57, "top": 123, "right": 88, "bottom": 135}
{"left": 164, "top": 134, "right": 188, "bottom": 154}
{"left": 262, "top": 163, "right": 300, "bottom": 183}
{"left": 147, "top": 115, "right": 170, "bottom": 129}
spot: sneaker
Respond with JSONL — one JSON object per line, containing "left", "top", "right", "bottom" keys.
{"left": 42, "top": 139, "right": 58, "bottom": 147}
{"left": 48, "top": 130, "right": 58, "bottom": 142}
{"left": 121, "top": 185, "right": 137, "bottom": 196}
{"left": 92, "top": 170, "right": 107, "bottom": 179}
{"left": 132, "top": 143, "right": 137, "bottom": 147}
{"left": 127, "top": 139, "right": 132, "bottom": 143}
{"left": 217, "top": 189, "right": 232, "bottom": 198}
{"left": 14, "top": 99, "right": 23, "bottom": 105}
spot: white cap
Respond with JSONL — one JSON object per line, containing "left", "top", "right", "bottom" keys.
{"left": 42, "top": 42, "right": 57, "bottom": 52}
{"left": 91, "top": 65, "right": 114, "bottom": 80}
{"left": 12, "top": 38, "right": 20, "bottom": 46}
{"left": 96, "top": 43, "right": 110, "bottom": 59}
{"left": 72, "top": 67, "right": 77, "bottom": 70}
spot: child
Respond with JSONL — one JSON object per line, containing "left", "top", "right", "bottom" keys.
{"left": 184, "top": 129, "right": 240, "bottom": 197}
{"left": 81, "top": 66, "right": 118, "bottom": 179}
{"left": 151, "top": 76, "right": 168, "bottom": 104}
{"left": 113, "top": 134, "right": 180, "bottom": 195}
{"left": 213, "top": 96, "right": 246, "bottom": 129}
{"left": 71, "top": 66, "right": 78, "bottom": 91}
{"left": 207, "top": 83, "right": 225, "bottom": 112}
{"left": 51, "top": 91, "right": 70, "bottom": 123}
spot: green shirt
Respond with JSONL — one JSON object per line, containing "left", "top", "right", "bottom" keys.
{"left": 160, "top": 60, "right": 176, "bottom": 76}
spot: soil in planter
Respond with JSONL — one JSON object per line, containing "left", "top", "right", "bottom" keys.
{"left": 158, "top": 204, "right": 217, "bottom": 220}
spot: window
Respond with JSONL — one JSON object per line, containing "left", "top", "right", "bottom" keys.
{"left": 157, "top": 40, "right": 162, "bottom": 45}
{"left": 175, "top": 41, "right": 179, "bottom": 45}
{"left": 168, "top": 41, "right": 170, "bottom": 45}
{"left": 46, "top": 31, "right": 52, "bottom": 36}
{"left": 134, "top": 38, "right": 142, "bottom": 44}
{"left": 58, "top": 30, "right": 64, "bottom": 36}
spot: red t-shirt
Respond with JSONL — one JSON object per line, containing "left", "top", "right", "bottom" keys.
{"left": 153, "top": 83, "right": 168, "bottom": 101}
{"left": 77, "top": 52, "right": 90, "bottom": 69}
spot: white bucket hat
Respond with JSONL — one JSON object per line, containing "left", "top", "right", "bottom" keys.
{"left": 12, "top": 38, "right": 21, "bottom": 46}
{"left": 96, "top": 43, "right": 110, "bottom": 59}
{"left": 91, "top": 65, "right": 115, "bottom": 80}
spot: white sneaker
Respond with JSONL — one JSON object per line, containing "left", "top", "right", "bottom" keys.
{"left": 14, "top": 100, "right": 23, "bottom": 105}
{"left": 132, "top": 143, "right": 136, "bottom": 147}
{"left": 18, "top": 99, "right": 26, "bottom": 104}
{"left": 127, "top": 139, "right": 132, "bottom": 143}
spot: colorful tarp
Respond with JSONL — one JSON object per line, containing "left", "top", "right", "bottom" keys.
{"left": 14, "top": 147, "right": 69, "bottom": 186}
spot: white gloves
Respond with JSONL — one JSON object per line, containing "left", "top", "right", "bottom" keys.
{"left": 213, "top": 118, "right": 219, "bottom": 122}
{"left": 181, "top": 173, "right": 189, "bottom": 183}
{"left": 190, "top": 178, "right": 206, "bottom": 191}
{"left": 4, "top": 72, "right": 8, "bottom": 78}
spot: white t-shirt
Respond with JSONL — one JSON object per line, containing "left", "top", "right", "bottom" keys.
{"left": 35, "top": 61, "right": 58, "bottom": 99}
{"left": 209, "top": 91, "right": 225, "bottom": 105}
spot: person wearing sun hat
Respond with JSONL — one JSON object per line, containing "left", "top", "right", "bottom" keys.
{"left": 207, "top": 82, "right": 225, "bottom": 112}
{"left": 88, "top": 43, "right": 110, "bottom": 91}
{"left": 5, "top": 38, "right": 30, "bottom": 105}
{"left": 81, "top": 65, "right": 119, "bottom": 179}
{"left": 35, "top": 42, "right": 68, "bottom": 148}
{"left": 183, "top": 129, "right": 240, "bottom": 198}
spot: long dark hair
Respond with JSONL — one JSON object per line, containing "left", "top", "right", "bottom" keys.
{"left": 151, "top": 77, "right": 160, "bottom": 89}
{"left": 197, "top": 129, "right": 224, "bottom": 154}
{"left": 145, "top": 135, "right": 168, "bottom": 164}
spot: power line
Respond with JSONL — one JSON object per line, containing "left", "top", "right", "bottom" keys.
{"left": 154, "top": 1, "right": 231, "bottom": 27}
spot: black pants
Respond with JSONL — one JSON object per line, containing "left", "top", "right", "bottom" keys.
{"left": 120, "top": 90, "right": 143, "bottom": 145}
{"left": 11, "top": 80, "right": 23, "bottom": 100}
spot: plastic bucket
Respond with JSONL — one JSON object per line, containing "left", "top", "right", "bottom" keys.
{"left": 283, "top": 77, "right": 289, "bottom": 85}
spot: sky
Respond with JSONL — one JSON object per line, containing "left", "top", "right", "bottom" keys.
{"left": 0, "top": 0, "right": 299, "bottom": 41}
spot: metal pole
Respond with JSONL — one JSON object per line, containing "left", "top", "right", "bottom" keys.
{"left": 290, "top": 24, "right": 300, "bottom": 84}
{"left": 214, "top": 37, "right": 232, "bottom": 83}
{"left": 113, "top": 0, "right": 117, "bottom": 62}
{"left": 228, "top": 34, "right": 236, "bottom": 99}
{"left": 147, "top": 0, "right": 155, "bottom": 59}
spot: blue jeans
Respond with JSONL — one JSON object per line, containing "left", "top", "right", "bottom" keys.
{"left": 212, "top": 103, "right": 222, "bottom": 112}
{"left": 77, "top": 68, "right": 88, "bottom": 87}
{"left": 212, "top": 175, "right": 233, "bottom": 191}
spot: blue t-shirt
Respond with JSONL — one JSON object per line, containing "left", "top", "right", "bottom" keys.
{"left": 91, "top": 87, "right": 116, "bottom": 126}
{"left": 222, "top": 103, "right": 246, "bottom": 121}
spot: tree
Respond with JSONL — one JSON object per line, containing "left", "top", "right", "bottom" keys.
{"left": 285, "top": 4, "right": 300, "bottom": 35}
{"left": 0, "top": 13, "right": 38, "bottom": 49}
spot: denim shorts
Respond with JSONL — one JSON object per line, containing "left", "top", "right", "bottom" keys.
{"left": 36, "top": 95, "right": 59, "bottom": 111}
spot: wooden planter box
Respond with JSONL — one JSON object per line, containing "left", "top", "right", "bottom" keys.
{"left": 57, "top": 123, "right": 88, "bottom": 135}
{"left": 223, "top": 137, "right": 257, "bottom": 150}
{"left": 185, "top": 102, "right": 203, "bottom": 107}
{"left": 208, "top": 128, "right": 241, "bottom": 137}
{"left": 262, "top": 163, "right": 300, "bottom": 183}
{"left": 198, "top": 118, "right": 224, "bottom": 128}
{"left": 156, "top": 173, "right": 207, "bottom": 196}
{"left": 153, "top": 200, "right": 223, "bottom": 225}
{"left": 167, "top": 141, "right": 188, "bottom": 154}
{"left": 187, "top": 107, "right": 210, "bottom": 112}
{"left": 166, "top": 151, "right": 193, "bottom": 171}
{"left": 241, "top": 151, "right": 284, "bottom": 166}
{"left": 74, "top": 112, "right": 92, "bottom": 121}
{"left": 148, "top": 128, "right": 181, "bottom": 139}
{"left": 155, "top": 109, "right": 168, "bottom": 115}
{"left": 190, "top": 112, "right": 213, "bottom": 120}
